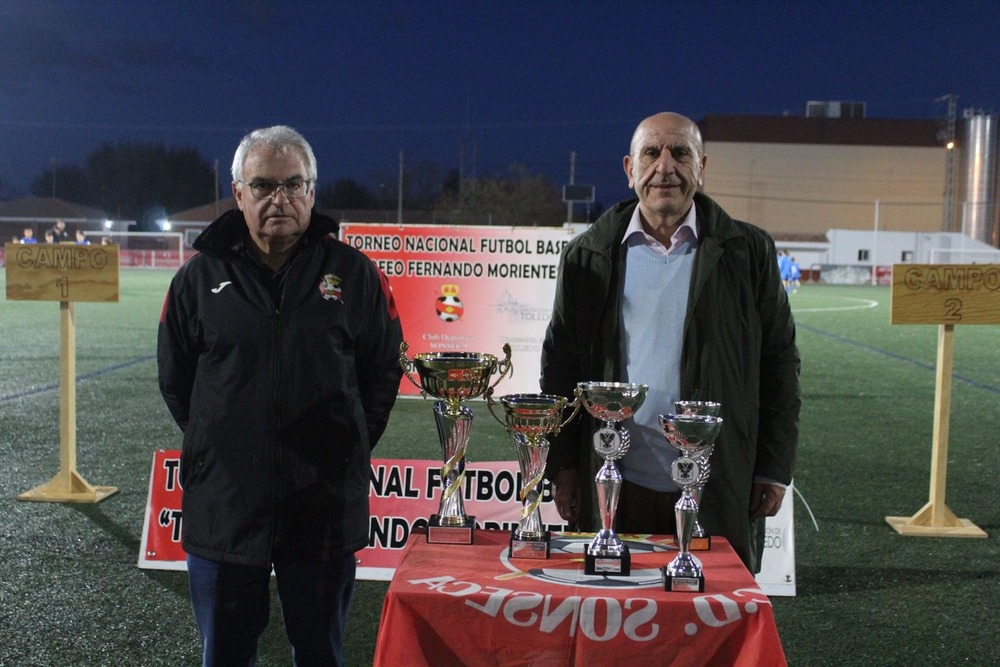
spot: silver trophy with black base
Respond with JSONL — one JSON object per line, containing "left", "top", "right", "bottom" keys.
{"left": 400, "top": 342, "right": 512, "bottom": 544}
{"left": 576, "top": 381, "right": 648, "bottom": 576}
{"left": 674, "top": 401, "right": 720, "bottom": 550}
{"left": 658, "top": 410, "right": 723, "bottom": 592}
{"left": 487, "top": 392, "right": 580, "bottom": 559}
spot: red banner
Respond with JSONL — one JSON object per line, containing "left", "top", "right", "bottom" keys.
{"left": 137, "top": 449, "right": 186, "bottom": 569}
{"left": 138, "top": 452, "right": 566, "bottom": 576}
{"left": 340, "top": 223, "right": 576, "bottom": 395}
{"left": 137, "top": 451, "right": 794, "bottom": 597}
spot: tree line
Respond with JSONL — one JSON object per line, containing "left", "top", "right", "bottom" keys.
{"left": 27, "top": 141, "right": 594, "bottom": 228}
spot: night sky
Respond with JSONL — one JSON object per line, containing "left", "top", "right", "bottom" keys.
{"left": 2, "top": 1, "right": 998, "bottom": 211}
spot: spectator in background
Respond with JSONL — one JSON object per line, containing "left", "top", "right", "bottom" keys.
{"left": 75, "top": 230, "right": 91, "bottom": 245}
{"left": 20, "top": 228, "right": 38, "bottom": 244}
{"left": 48, "top": 219, "right": 70, "bottom": 243}
{"left": 43, "top": 231, "right": 56, "bottom": 244}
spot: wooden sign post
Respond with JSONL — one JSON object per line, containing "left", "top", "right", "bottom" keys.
{"left": 885, "top": 263, "right": 997, "bottom": 538}
{"left": 5, "top": 242, "right": 120, "bottom": 503}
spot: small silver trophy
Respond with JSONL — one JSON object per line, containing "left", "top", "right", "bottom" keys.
{"left": 658, "top": 410, "right": 723, "bottom": 592}
{"left": 576, "top": 381, "right": 648, "bottom": 576}
{"left": 486, "top": 392, "right": 581, "bottom": 559}
{"left": 400, "top": 342, "right": 512, "bottom": 544}
{"left": 674, "top": 401, "right": 720, "bottom": 550}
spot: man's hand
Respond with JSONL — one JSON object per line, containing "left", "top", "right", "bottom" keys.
{"left": 748, "top": 482, "right": 786, "bottom": 520}
{"left": 554, "top": 468, "right": 581, "bottom": 524}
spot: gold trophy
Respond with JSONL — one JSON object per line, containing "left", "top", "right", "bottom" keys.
{"left": 487, "top": 391, "right": 580, "bottom": 558}
{"left": 576, "top": 381, "right": 648, "bottom": 576}
{"left": 400, "top": 342, "right": 512, "bottom": 544}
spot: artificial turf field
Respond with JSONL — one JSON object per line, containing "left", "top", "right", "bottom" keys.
{"left": 1, "top": 270, "right": 998, "bottom": 666}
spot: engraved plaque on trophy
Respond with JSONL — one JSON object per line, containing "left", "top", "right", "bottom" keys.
{"left": 576, "top": 381, "right": 648, "bottom": 576}
{"left": 487, "top": 391, "right": 581, "bottom": 559}
{"left": 658, "top": 410, "right": 723, "bottom": 592}
{"left": 400, "top": 342, "right": 512, "bottom": 544}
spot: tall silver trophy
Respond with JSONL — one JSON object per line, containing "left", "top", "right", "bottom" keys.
{"left": 674, "top": 401, "right": 720, "bottom": 550}
{"left": 658, "top": 409, "right": 723, "bottom": 592}
{"left": 400, "top": 342, "right": 512, "bottom": 544}
{"left": 576, "top": 381, "right": 648, "bottom": 576}
{"left": 487, "top": 392, "right": 581, "bottom": 559}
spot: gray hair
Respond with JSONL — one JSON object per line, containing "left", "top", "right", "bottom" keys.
{"left": 230, "top": 125, "right": 318, "bottom": 182}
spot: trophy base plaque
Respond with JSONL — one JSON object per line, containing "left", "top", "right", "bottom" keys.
{"left": 661, "top": 567, "right": 705, "bottom": 592}
{"left": 584, "top": 544, "right": 631, "bottom": 575}
{"left": 690, "top": 536, "right": 711, "bottom": 551}
{"left": 427, "top": 514, "right": 476, "bottom": 545}
{"left": 509, "top": 529, "right": 550, "bottom": 559}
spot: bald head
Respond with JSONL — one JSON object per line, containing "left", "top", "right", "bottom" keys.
{"left": 629, "top": 112, "right": 703, "bottom": 158}
{"left": 623, "top": 112, "right": 707, "bottom": 234}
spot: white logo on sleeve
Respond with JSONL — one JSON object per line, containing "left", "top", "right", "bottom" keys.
{"left": 211, "top": 281, "right": 232, "bottom": 294}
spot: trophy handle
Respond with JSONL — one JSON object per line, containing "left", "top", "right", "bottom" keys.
{"left": 555, "top": 396, "right": 583, "bottom": 435}
{"left": 398, "top": 341, "right": 425, "bottom": 393}
{"left": 489, "top": 343, "right": 514, "bottom": 391}
{"left": 484, "top": 386, "right": 506, "bottom": 427}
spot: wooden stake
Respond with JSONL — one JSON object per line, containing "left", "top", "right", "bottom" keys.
{"left": 17, "top": 302, "right": 117, "bottom": 503}
{"left": 885, "top": 324, "right": 986, "bottom": 538}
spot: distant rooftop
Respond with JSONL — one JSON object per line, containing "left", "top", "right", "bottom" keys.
{"left": 0, "top": 197, "right": 108, "bottom": 222}
{"left": 698, "top": 114, "right": 941, "bottom": 147}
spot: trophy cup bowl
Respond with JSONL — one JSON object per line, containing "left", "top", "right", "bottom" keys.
{"left": 658, "top": 412, "right": 723, "bottom": 592}
{"left": 674, "top": 400, "right": 721, "bottom": 417}
{"left": 576, "top": 381, "right": 648, "bottom": 423}
{"left": 575, "top": 381, "right": 648, "bottom": 576}
{"left": 400, "top": 342, "right": 513, "bottom": 544}
{"left": 486, "top": 392, "right": 581, "bottom": 559}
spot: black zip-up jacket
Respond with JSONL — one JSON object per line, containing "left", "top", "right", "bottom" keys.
{"left": 157, "top": 209, "right": 403, "bottom": 566}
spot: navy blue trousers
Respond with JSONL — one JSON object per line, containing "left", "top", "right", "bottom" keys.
{"left": 187, "top": 553, "right": 357, "bottom": 667}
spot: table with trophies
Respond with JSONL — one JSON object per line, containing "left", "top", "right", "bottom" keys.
{"left": 382, "top": 348, "right": 787, "bottom": 666}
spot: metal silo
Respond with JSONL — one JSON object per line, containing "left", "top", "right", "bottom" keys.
{"left": 961, "top": 111, "right": 1000, "bottom": 247}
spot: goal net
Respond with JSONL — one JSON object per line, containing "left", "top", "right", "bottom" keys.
{"left": 928, "top": 247, "right": 1000, "bottom": 264}
{"left": 83, "top": 231, "right": 186, "bottom": 269}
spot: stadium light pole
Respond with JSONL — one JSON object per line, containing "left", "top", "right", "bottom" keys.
{"left": 871, "top": 199, "right": 880, "bottom": 286}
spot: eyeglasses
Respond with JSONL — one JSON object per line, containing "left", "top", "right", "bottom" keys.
{"left": 238, "top": 178, "right": 313, "bottom": 201}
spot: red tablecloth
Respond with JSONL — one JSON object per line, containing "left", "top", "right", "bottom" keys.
{"left": 374, "top": 530, "right": 786, "bottom": 666}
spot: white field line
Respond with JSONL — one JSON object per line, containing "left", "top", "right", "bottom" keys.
{"left": 794, "top": 297, "right": 879, "bottom": 313}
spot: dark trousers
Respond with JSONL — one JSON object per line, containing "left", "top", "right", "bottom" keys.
{"left": 616, "top": 479, "right": 681, "bottom": 536}
{"left": 187, "top": 552, "right": 357, "bottom": 667}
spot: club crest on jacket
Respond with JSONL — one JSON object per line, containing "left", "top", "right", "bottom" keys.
{"left": 319, "top": 274, "right": 343, "bottom": 302}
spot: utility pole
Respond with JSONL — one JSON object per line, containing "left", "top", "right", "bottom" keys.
{"left": 937, "top": 94, "right": 958, "bottom": 232}
{"left": 214, "top": 159, "right": 220, "bottom": 219}
{"left": 567, "top": 151, "right": 576, "bottom": 223}
{"left": 398, "top": 149, "right": 404, "bottom": 225}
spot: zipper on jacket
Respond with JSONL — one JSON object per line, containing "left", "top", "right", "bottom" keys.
{"left": 269, "top": 307, "right": 283, "bottom": 558}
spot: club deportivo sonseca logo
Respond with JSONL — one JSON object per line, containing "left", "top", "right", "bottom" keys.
{"left": 404, "top": 535, "right": 771, "bottom": 642}
{"left": 436, "top": 284, "right": 464, "bottom": 322}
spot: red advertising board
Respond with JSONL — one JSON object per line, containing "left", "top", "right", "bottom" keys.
{"left": 340, "top": 223, "right": 576, "bottom": 395}
{"left": 138, "top": 451, "right": 566, "bottom": 578}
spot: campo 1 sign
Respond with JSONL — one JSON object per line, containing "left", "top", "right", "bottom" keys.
{"left": 5, "top": 242, "right": 119, "bottom": 302}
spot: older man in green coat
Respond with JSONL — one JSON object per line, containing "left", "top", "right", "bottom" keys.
{"left": 541, "top": 112, "right": 800, "bottom": 573}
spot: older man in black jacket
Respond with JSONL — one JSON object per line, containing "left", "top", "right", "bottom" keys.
{"left": 158, "top": 125, "right": 402, "bottom": 666}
